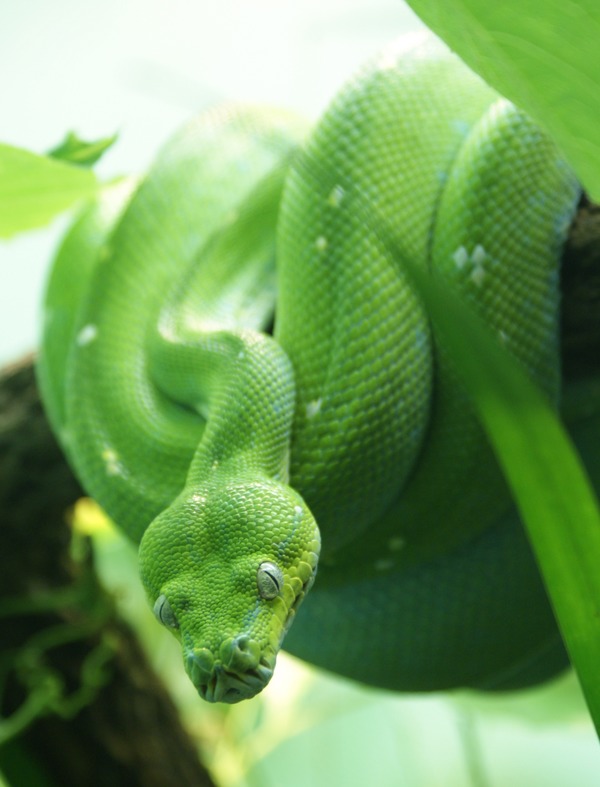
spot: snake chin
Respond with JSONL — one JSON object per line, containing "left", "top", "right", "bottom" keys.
{"left": 186, "top": 639, "right": 276, "bottom": 703}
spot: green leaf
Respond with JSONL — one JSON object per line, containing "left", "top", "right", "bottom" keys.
{"left": 295, "top": 149, "right": 600, "bottom": 730}
{"left": 0, "top": 143, "right": 97, "bottom": 238}
{"left": 48, "top": 131, "right": 118, "bottom": 168}
{"left": 404, "top": 0, "right": 600, "bottom": 201}
{"left": 399, "top": 255, "right": 600, "bottom": 735}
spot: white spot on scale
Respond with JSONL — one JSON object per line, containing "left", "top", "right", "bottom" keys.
{"left": 315, "top": 236, "right": 328, "bottom": 252}
{"left": 327, "top": 185, "right": 345, "bottom": 208}
{"left": 293, "top": 505, "right": 304, "bottom": 524}
{"left": 452, "top": 246, "right": 469, "bottom": 270}
{"left": 211, "top": 459, "right": 220, "bottom": 471}
{"left": 374, "top": 558, "right": 395, "bottom": 572}
{"left": 101, "top": 446, "right": 122, "bottom": 477}
{"left": 471, "top": 244, "right": 487, "bottom": 265}
{"left": 305, "top": 399, "right": 323, "bottom": 419}
{"left": 77, "top": 324, "right": 98, "bottom": 346}
{"left": 470, "top": 266, "right": 486, "bottom": 287}
{"left": 237, "top": 350, "right": 245, "bottom": 360}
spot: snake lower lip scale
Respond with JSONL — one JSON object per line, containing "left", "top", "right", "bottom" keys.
{"left": 200, "top": 666, "right": 273, "bottom": 704}
{"left": 187, "top": 648, "right": 275, "bottom": 702}
{"left": 38, "top": 33, "right": 584, "bottom": 702}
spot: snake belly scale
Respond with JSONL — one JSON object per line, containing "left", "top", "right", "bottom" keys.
{"left": 38, "top": 35, "right": 581, "bottom": 702}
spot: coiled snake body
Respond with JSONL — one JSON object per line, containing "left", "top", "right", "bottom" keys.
{"left": 39, "top": 36, "right": 583, "bottom": 702}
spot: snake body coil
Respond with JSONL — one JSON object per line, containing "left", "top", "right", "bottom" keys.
{"left": 39, "top": 36, "right": 583, "bottom": 702}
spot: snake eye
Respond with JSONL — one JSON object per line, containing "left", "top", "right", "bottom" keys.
{"left": 257, "top": 562, "right": 284, "bottom": 600}
{"left": 153, "top": 594, "right": 179, "bottom": 629}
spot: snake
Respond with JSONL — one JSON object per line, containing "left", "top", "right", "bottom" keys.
{"left": 38, "top": 34, "right": 587, "bottom": 704}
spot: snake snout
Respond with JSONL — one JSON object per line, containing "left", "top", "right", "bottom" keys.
{"left": 186, "top": 635, "right": 275, "bottom": 703}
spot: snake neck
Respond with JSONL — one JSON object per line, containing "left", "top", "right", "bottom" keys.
{"left": 150, "top": 323, "right": 296, "bottom": 488}
{"left": 146, "top": 157, "right": 300, "bottom": 489}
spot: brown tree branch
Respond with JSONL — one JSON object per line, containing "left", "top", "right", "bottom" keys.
{"left": 0, "top": 360, "right": 216, "bottom": 787}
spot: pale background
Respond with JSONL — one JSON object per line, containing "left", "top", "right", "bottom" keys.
{"left": 3, "top": 4, "right": 600, "bottom": 783}
{"left": 0, "top": 0, "right": 423, "bottom": 363}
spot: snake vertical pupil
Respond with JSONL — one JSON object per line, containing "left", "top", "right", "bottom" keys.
{"left": 257, "top": 562, "right": 283, "bottom": 599}
{"left": 153, "top": 593, "right": 180, "bottom": 629}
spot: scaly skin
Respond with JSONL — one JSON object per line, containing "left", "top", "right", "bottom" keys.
{"left": 38, "top": 35, "right": 582, "bottom": 702}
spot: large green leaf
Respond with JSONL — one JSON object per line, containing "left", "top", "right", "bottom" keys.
{"left": 404, "top": 0, "right": 600, "bottom": 201}
{"left": 0, "top": 143, "right": 97, "bottom": 238}
{"left": 48, "top": 131, "right": 118, "bottom": 168}
{"left": 400, "top": 255, "right": 600, "bottom": 735}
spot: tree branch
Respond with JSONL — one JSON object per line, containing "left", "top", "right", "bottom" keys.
{"left": 0, "top": 359, "right": 216, "bottom": 787}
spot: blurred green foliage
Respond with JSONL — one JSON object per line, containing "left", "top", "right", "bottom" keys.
{"left": 48, "top": 132, "right": 118, "bottom": 168}
{"left": 405, "top": 0, "right": 600, "bottom": 200}
{"left": 0, "top": 143, "right": 97, "bottom": 238}
{"left": 2, "top": 1, "right": 600, "bottom": 783}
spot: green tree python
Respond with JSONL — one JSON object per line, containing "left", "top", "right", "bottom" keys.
{"left": 38, "top": 35, "right": 588, "bottom": 703}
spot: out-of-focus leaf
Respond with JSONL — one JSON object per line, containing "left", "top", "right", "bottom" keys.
{"left": 404, "top": 0, "right": 600, "bottom": 200}
{"left": 48, "top": 131, "right": 118, "bottom": 168}
{"left": 398, "top": 254, "right": 600, "bottom": 736}
{"left": 0, "top": 143, "right": 97, "bottom": 238}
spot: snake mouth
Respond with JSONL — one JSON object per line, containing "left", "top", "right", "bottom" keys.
{"left": 186, "top": 646, "right": 275, "bottom": 704}
{"left": 200, "top": 661, "right": 274, "bottom": 703}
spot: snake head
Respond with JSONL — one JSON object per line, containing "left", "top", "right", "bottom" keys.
{"left": 138, "top": 477, "right": 320, "bottom": 703}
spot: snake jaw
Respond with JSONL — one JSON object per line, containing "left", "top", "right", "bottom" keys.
{"left": 186, "top": 639, "right": 276, "bottom": 703}
{"left": 183, "top": 553, "right": 318, "bottom": 703}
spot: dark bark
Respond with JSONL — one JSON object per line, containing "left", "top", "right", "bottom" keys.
{"left": 0, "top": 360, "right": 215, "bottom": 787}
{"left": 561, "top": 194, "right": 600, "bottom": 379}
